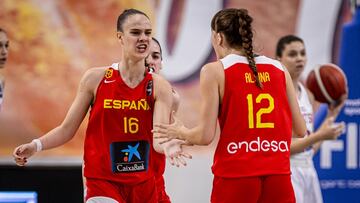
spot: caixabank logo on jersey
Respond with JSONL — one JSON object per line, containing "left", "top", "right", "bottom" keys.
{"left": 110, "top": 141, "right": 150, "bottom": 173}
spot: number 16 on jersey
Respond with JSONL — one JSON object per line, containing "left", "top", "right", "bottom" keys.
{"left": 123, "top": 117, "right": 139, "bottom": 134}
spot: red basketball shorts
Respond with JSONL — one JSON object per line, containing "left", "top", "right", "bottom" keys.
{"left": 85, "top": 177, "right": 157, "bottom": 203}
{"left": 211, "top": 174, "right": 295, "bottom": 203}
{"left": 156, "top": 175, "right": 171, "bottom": 203}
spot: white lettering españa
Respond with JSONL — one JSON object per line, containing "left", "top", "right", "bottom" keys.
{"left": 227, "top": 137, "right": 289, "bottom": 153}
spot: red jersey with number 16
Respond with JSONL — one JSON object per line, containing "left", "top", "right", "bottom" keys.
{"left": 84, "top": 63, "right": 155, "bottom": 184}
{"left": 212, "top": 54, "right": 292, "bottom": 178}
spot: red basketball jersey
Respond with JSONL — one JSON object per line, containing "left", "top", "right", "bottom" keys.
{"left": 212, "top": 54, "right": 292, "bottom": 178}
{"left": 84, "top": 63, "right": 155, "bottom": 184}
{"left": 152, "top": 144, "right": 166, "bottom": 177}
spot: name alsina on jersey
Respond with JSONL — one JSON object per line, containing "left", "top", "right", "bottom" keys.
{"left": 245, "top": 72, "right": 271, "bottom": 83}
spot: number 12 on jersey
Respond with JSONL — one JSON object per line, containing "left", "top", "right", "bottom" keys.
{"left": 246, "top": 93, "right": 274, "bottom": 129}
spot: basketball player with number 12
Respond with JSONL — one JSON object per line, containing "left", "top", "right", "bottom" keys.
{"left": 153, "top": 9, "right": 308, "bottom": 203}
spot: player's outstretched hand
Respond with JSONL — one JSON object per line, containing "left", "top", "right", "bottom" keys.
{"left": 162, "top": 139, "right": 192, "bottom": 167}
{"left": 153, "top": 111, "right": 186, "bottom": 144}
{"left": 328, "top": 93, "right": 347, "bottom": 117}
{"left": 317, "top": 116, "right": 345, "bottom": 141}
{"left": 13, "top": 142, "right": 37, "bottom": 166}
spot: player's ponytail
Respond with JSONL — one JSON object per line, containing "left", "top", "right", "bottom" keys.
{"left": 237, "top": 9, "right": 262, "bottom": 89}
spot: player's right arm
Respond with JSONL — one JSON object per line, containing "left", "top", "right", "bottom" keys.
{"left": 284, "top": 69, "right": 307, "bottom": 137}
{"left": 153, "top": 62, "right": 220, "bottom": 145}
{"left": 13, "top": 68, "right": 105, "bottom": 166}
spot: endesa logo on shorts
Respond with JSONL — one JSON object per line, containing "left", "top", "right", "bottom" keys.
{"left": 110, "top": 140, "right": 150, "bottom": 173}
{"left": 227, "top": 136, "right": 289, "bottom": 154}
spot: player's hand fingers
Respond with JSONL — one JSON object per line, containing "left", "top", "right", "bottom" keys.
{"left": 15, "top": 157, "right": 27, "bottom": 166}
{"left": 173, "top": 157, "right": 180, "bottom": 167}
{"left": 335, "top": 122, "right": 346, "bottom": 135}
{"left": 180, "top": 152, "right": 192, "bottom": 159}
{"left": 153, "top": 134, "right": 168, "bottom": 139}
{"left": 13, "top": 147, "right": 21, "bottom": 158}
{"left": 152, "top": 128, "right": 167, "bottom": 134}
{"left": 327, "top": 116, "right": 335, "bottom": 124}
{"left": 168, "top": 157, "right": 175, "bottom": 166}
{"left": 176, "top": 155, "right": 187, "bottom": 166}
{"left": 13, "top": 145, "right": 26, "bottom": 158}
{"left": 153, "top": 123, "right": 170, "bottom": 129}
{"left": 15, "top": 157, "right": 23, "bottom": 163}
{"left": 159, "top": 137, "right": 173, "bottom": 144}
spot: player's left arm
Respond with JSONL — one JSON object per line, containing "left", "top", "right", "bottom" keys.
{"left": 152, "top": 74, "right": 173, "bottom": 152}
{"left": 171, "top": 89, "right": 180, "bottom": 113}
{"left": 152, "top": 74, "right": 191, "bottom": 166}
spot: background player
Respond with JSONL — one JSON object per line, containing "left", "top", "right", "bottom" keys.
{"left": 0, "top": 28, "right": 9, "bottom": 110}
{"left": 145, "top": 37, "right": 180, "bottom": 114}
{"left": 153, "top": 8, "right": 307, "bottom": 203}
{"left": 144, "top": 37, "right": 180, "bottom": 203}
{"left": 276, "top": 34, "right": 346, "bottom": 203}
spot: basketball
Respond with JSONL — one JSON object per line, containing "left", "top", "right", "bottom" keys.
{"left": 306, "top": 63, "right": 347, "bottom": 105}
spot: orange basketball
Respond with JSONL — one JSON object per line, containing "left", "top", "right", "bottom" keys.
{"left": 306, "top": 63, "right": 347, "bottom": 105}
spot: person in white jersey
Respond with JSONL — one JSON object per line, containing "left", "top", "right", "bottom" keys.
{"left": 276, "top": 35, "right": 347, "bottom": 203}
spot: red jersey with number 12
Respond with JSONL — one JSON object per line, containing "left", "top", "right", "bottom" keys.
{"left": 212, "top": 54, "right": 292, "bottom": 178}
{"left": 84, "top": 63, "right": 155, "bottom": 184}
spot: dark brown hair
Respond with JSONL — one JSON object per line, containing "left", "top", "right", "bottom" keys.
{"left": 275, "top": 35, "right": 304, "bottom": 58}
{"left": 151, "top": 37, "right": 162, "bottom": 59}
{"left": 117, "top": 9, "right": 149, "bottom": 32}
{"left": 211, "top": 8, "right": 262, "bottom": 88}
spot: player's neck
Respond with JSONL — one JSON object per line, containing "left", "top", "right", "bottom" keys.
{"left": 118, "top": 61, "right": 146, "bottom": 88}
{"left": 223, "top": 48, "right": 245, "bottom": 57}
{"left": 293, "top": 80, "right": 301, "bottom": 97}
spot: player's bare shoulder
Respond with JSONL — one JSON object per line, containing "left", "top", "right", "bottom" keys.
{"left": 152, "top": 73, "right": 171, "bottom": 87}
{"left": 202, "top": 61, "right": 221, "bottom": 71}
{"left": 152, "top": 73, "right": 172, "bottom": 98}
{"left": 201, "top": 60, "right": 223, "bottom": 82}
{"left": 80, "top": 66, "right": 109, "bottom": 92}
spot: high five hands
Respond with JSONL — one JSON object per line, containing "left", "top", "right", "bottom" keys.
{"left": 162, "top": 139, "right": 192, "bottom": 167}
{"left": 153, "top": 111, "right": 192, "bottom": 167}
{"left": 153, "top": 111, "right": 185, "bottom": 143}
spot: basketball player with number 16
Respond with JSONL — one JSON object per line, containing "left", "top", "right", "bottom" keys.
{"left": 13, "top": 9, "right": 190, "bottom": 203}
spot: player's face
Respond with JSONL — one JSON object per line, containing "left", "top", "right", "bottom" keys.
{"left": 0, "top": 31, "right": 9, "bottom": 69}
{"left": 278, "top": 41, "right": 307, "bottom": 80}
{"left": 117, "top": 14, "right": 152, "bottom": 61}
{"left": 145, "top": 40, "right": 162, "bottom": 73}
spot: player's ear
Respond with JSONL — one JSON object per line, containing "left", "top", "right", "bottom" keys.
{"left": 117, "top": 31, "right": 123, "bottom": 43}
{"left": 217, "top": 33, "right": 223, "bottom": 46}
